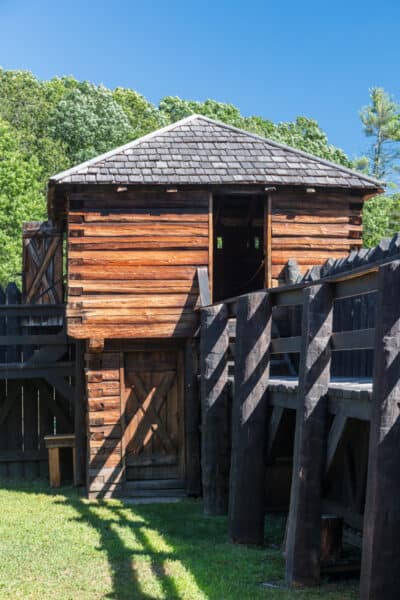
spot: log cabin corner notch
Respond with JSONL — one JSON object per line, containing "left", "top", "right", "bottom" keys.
{"left": 46, "top": 114, "right": 383, "bottom": 498}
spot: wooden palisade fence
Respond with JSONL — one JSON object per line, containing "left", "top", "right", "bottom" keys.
{"left": 200, "top": 255, "right": 400, "bottom": 600}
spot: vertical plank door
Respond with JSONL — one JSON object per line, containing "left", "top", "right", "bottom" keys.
{"left": 123, "top": 348, "right": 185, "bottom": 483}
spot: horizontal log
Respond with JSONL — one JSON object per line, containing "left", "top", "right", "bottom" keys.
{"left": 272, "top": 237, "right": 362, "bottom": 249}
{"left": 68, "top": 222, "right": 208, "bottom": 236}
{"left": 68, "top": 293, "right": 197, "bottom": 309}
{"left": 69, "top": 190, "right": 209, "bottom": 208}
{"left": 71, "top": 207, "right": 209, "bottom": 222}
{"left": 272, "top": 213, "right": 361, "bottom": 224}
{"left": 272, "top": 223, "right": 362, "bottom": 236}
{"left": 68, "top": 250, "right": 209, "bottom": 266}
{"left": 68, "top": 321, "right": 196, "bottom": 339}
{"left": 69, "top": 280, "right": 198, "bottom": 294}
{"left": 80, "top": 312, "right": 196, "bottom": 325}
{"left": 68, "top": 236, "right": 209, "bottom": 250}
{"left": 272, "top": 251, "right": 349, "bottom": 264}
{"left": 69, "top": 265, "right": 197, "bottom": 280}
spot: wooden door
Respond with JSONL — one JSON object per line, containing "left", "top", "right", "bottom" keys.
{"left": 122, "top": 348, "right": 185, "bottom": 482}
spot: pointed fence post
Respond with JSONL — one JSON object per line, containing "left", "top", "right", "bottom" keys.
{"left": 360, "top": 261, "right": 400, "bottom": 600}
{"left": 200, "top": 303, "right": 230, "bottom": 515}
{"left": 285, "top": 283, "right": 333, "bottom": 587}
{"left": 228, "top": 291, "right": 272, "bottom": 545}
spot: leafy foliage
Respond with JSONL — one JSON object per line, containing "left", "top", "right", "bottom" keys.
{"left": 0, "top": 68, "right": 397, "bottom": 284}
{"left": 363, "top": 193, "right": 400, "bottom": 247}
{"left": 360, "top": 87, "right": 400, "bottom": 180}
{"left": 49, "top": 82, "right": 134, "bottom": 163}
{"left": 0, "top": 118, "right": 45, "bottom": 284}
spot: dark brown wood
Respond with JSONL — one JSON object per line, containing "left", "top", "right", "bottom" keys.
{"left": 184, "top": 339, "right": 201, "bottom": 496}
{"left": 320, "top": 515, "right": 342, "bottom": 562}
{"left": 200, "top": 303, "right": 230, "bottom": 515}
{"left": 74, "top": 340, "right": 86, "bottom": 486}
{"left": 66, "top": 190, "right": 209, "bottom": 339}
{"left": 285, "top": 283, "right": 333, "bottom": 587}
{"left": 228, "top": 291, "right": 272, "bottom": 545}
{"left": 360, "top": 261, "right": 400, "bottom": 600}
{"left": 22, "top": 221, "right": 63, "bottom": 306}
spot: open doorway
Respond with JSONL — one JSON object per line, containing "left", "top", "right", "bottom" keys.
{"left": 212, "top": 194, "right": 266, "bottom": 302}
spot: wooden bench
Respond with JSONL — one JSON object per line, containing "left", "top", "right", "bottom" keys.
{"left": 44, "top": 434, "right": 76, "bottom": 487}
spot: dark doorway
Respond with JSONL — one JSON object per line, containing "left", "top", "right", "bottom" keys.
{"left": 212, "top": 194, "right": 266, "bottom": 302}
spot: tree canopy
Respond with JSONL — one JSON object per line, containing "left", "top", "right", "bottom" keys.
{"left": 0, "top": 68, "right": 398, "bottom": 284}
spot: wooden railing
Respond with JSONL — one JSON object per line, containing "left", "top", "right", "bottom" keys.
{"left": 0, "top": 284, "right": 85, "bottom": 485}
{"left": 199, "top": 258, "right": 400, "bottom": 598}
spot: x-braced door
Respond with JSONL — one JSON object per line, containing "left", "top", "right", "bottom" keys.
{"left": 122, "top": 348, "right": 185, "bottom": 481}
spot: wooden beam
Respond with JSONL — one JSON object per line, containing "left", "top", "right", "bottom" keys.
{"left": 88, "top": 338, "right": 104, "bottom": 353}
{"left": 184, "top": 339, "right": 201, "bottom": 496}
{"left": 267, "top": 406, "right": 285, "bottom": 457}
{"left": 326, "top": 412, "right": 347, "bottom": 473}
{"left": 285, "top": 283, "right": 333, "bottom": 587}
{"left": 228, "top": 291, "right": 272, "bottom": 545}
{"left": 74, "top": 340, "right": 86, "bottom": 486}
{"left": 360, "top": 261, "right": 400, "bottom": 600}
{"left": 265, "top": 192, "right": 272, "bottom": 288}
{"left": 208, "top": 193, "right": 213, "bottom": 302}
{"left": 26, "top": 236, "right": 60, "bottom": 303}
{"left": 197, "top": 267, "right": 211, "bottom": 307}
{"left": 200, "top": 303, "right": 230, "bottom": 515}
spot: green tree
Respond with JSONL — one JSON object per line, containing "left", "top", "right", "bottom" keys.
{"left": 360, "top": 87, "right": 400, "bottom": 179}
{"left": 113, "top": 87, "right": 166, "bottom": 137}
{"left": 0, "top": 69, "right": 70, "bottom": 183}
{"left": 49, "top": 82, "right": 134, "bottom": 163}
{"left": 0, "top": 119, "right": 45, "bottom": 285}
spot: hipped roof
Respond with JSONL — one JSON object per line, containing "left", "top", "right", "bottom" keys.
{"left": 49, "top": 114, "right": 382, "bottom": 191}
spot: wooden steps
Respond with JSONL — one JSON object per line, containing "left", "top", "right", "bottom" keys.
{"left": 123, "top": 479, "right": 187, "bottom": 499}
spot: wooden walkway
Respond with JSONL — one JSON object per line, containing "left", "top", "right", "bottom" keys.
{"left": 199, "top": 258, "right": 400, "bottom": 599}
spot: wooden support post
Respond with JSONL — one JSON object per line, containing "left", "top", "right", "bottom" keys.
{"left": 48, "top": 447, "right": 61, "bottom": 487}
{"left": 200, "top": 303, "right": 230, "bottom": 515}
{"left": 320, "top": 515, "right": 342, "bottom": 562}
{"left": 74, "top": 340, "right": 86, "bottom": 486}
{"left": 360, "top": 261, "right": 400, "bottom": 600}
{"left": 184, "top": 338, "right": 201, "bottom": 496}
{"left": 285, "top": 283, "right": 333, "bottom": 587}
{"left": 228, "top": 291, "right": 272, "bottom": 545}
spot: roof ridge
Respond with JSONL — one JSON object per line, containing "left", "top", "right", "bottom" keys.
{"left": 192, "top": 115, "right": 383, "bottom": 187}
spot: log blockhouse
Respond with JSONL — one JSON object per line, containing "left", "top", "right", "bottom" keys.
{"left": 46, "top": 114, "right": 382, "bottom": 498}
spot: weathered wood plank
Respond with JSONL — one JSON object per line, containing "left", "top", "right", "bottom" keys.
{"left": 200, "top": 303, "right": 230, "bottom": 515}
{"left": 228, "top": 291, "right": 272, "bottom": 544}
{"left": 184, "top": 339, "right": 201, "bottom": 496}
{"left": 285, "top": 283, "right": 333, "bottom": 587}
{"left": 360, "top": 261, "right": 400, "bottom": 600}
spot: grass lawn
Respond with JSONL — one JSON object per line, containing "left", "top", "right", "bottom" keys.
{"left": 0, "top": 480, "right": 358, "bottom": 600}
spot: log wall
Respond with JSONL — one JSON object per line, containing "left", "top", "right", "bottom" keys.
{"left": 271, "top": 191, "right": 363, "bottom": 286}
{"left": 67, "top": 190, "right": 210, "bottom": 339}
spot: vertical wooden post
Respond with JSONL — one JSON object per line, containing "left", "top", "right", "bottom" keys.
{"left": 285, "top": 283, "right": 333, "bottom": 587}
{"left": 184, "top": 339, "right": 201, "bottom": 496}
{"left": 200, "top": 303, "right": 230, "bottom": 515}
{"left": 74, "top": 340, "right": 86, "bottom": 486}
{"left": 228, "top": 291, "right": 271, "bottom": 545}
{"left": 360, "top": 261, "right": 400, "bottom": 600}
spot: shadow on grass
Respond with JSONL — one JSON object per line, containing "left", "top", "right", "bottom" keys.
{"left": 0, "top": 479, "right": 287, "bottom": 600}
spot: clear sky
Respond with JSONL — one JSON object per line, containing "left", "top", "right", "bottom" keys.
{"left": 0, "top": 0, "right": 399, "bottom": 159}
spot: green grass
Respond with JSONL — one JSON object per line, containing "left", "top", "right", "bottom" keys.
{"left": 0, "top": 480, "right": 358, "bottom": 599}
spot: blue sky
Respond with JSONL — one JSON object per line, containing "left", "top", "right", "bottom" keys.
{"left": 0, "top": 0, "right": 399, "bottom": 159}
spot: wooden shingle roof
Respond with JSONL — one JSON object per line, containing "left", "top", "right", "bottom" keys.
{"left": 49, "top": 114, "right": 382, "bottom": 190}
